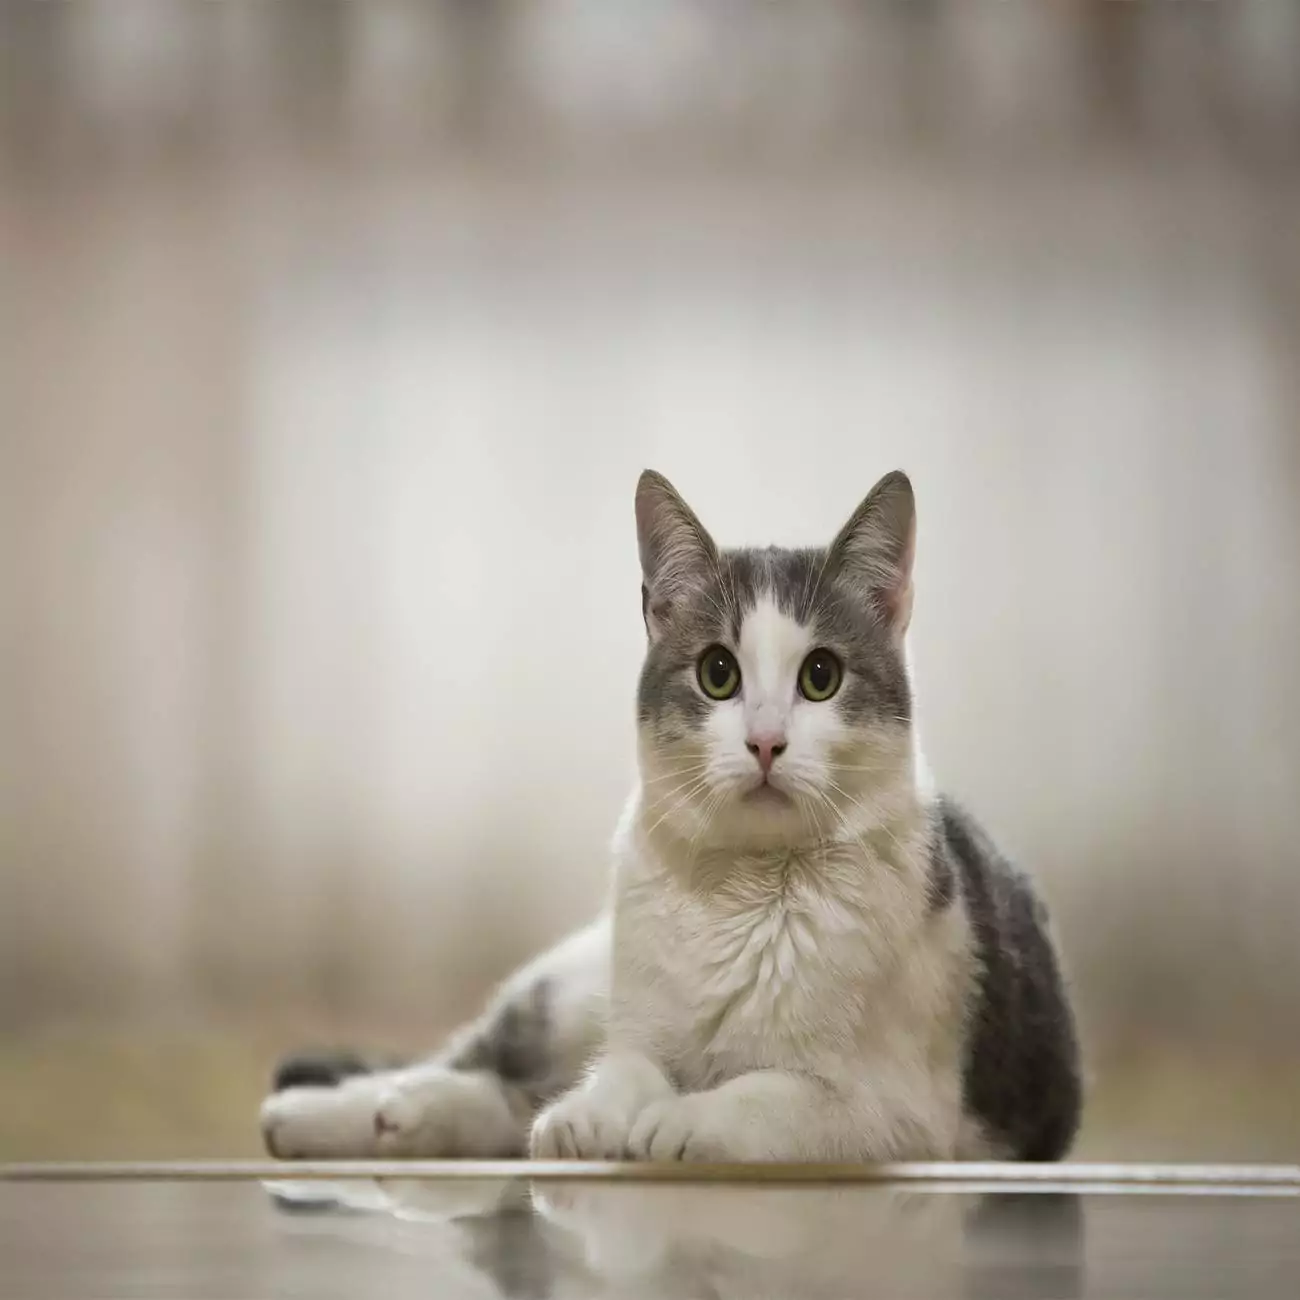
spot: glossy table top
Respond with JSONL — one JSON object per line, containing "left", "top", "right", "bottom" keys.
{"left": 2, "top": 1163, "right": 1298, "bottom": 1299}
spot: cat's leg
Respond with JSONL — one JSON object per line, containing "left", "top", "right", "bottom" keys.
{"left": 261, "top": 916, "right": 611, "bottom": 1159}
{"left": 261, "top": 1064, "right": 528, "bottom": 1158}
{"left": 529, "top": 1051, "right": 948, "bottom": 1163}
{"left": 623, "top": 1067, "right": 959, "bottom": 1163}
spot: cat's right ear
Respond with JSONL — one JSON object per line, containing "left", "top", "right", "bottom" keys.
{"left": 635, "top": 470, "right": 717, "bottom": 639}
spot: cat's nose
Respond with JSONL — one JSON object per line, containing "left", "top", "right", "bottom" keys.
{"left": 746, "top": 734, "right": 788, "bottom": 775}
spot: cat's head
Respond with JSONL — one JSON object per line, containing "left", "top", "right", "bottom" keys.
{"left": 635, "top": 469, "right": 919, "bottom": 852}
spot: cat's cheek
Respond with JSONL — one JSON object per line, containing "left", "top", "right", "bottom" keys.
{"left": 790, "top": 699, "right": 847, "bottom": 760}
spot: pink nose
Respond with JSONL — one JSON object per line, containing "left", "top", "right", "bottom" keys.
{"left": 746, "top": 734, "right": 788, "bottom": 775}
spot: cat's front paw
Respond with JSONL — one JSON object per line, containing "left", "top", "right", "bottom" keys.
{"left": 625, "top": 1095, "right": 745, "bottom": 1163}
{"left": 529, "top": 1093, "right": 635, "bottom": 1160}
{"left": 530, "top": 1053, "right": 676, "bottom": 1160}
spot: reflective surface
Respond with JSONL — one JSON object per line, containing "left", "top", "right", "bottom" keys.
{"left": 2, "top": 1175, "right": 1297, "bottom": 1300}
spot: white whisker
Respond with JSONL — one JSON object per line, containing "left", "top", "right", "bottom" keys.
{"left": 640, "top": 771, "right": 711, "bottom": 817}
{"left": 645, "top": 761, "right": 713, "bottom": 782}
{"left": 641, "top": 777, "right": 712, "bottom": 839}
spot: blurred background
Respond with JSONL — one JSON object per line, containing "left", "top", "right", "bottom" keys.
{"left": 2, "top": 0, "right": 1299, "bottom": 1161}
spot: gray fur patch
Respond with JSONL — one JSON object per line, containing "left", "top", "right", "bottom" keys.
{"left": 444, "top": 980, "right": 557, "bottom": 1105}
{"left": 939, "top": 800, "right": 1083, "bottom": 1161}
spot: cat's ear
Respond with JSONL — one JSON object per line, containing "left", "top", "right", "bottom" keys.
{"left": 826, "top": 470, "right": 916, "bottom": 635}
{"left": 635, "top": 470, "right": 718, "bottom": 638}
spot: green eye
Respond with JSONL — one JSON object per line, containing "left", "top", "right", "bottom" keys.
{"left": 798, "top": 649, "right": 842, "bottom": 702}
{"left": 698, "top": 645, "right": 741, "bottom": 700}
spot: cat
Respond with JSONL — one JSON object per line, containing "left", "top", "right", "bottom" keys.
{"left": 260, "top": 469, "right": 1082, "bottom": 1163}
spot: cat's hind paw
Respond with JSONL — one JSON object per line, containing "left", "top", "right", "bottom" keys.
{"left": 370, "top": 1069, "right": 522, "bottom": 1158}
{"left": 261, "top": 1067, "right": 525, "bottom": 1160}
{"left": 260, "top": 1079, "right": 384, "bottom": 1159}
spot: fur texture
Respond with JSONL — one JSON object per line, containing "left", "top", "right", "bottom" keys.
{"left": 261, "top": 470, "right": 1081, "bottom": 1163}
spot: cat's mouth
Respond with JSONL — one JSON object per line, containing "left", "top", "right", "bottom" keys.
{"left": 742, "top": 780, "right": 792, "bottom": 807}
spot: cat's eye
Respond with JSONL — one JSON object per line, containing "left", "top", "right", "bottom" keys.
{"left": 698, "top": 645, "right": 741, "bottom": 700}
{"left": 798, "top": 649, "right": 842, "bottom": 702}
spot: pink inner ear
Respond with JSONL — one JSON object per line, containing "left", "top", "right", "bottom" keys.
{"left": 885, "top": 507, "right": 917, "bottom": 633}
{"left": 888, "top": 578, "right": 915, "bottom": 636}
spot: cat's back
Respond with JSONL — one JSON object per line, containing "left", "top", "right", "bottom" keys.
{"left": 934, "top": 798, "right": 1083, "bottom": 1160}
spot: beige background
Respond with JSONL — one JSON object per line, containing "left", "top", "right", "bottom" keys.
{"left": 2, "top": 1, "right": 1299, "bottom": 1160}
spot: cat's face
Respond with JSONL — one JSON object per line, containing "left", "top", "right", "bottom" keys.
{"left": 635, "top": 470, "right": 919, "bottom": 852}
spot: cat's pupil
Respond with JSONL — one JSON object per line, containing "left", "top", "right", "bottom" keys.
{"left": 707, "top": 655, "right": 732, "bottom": 689}
{"left": 807, "top": 657, "right": 833, "bottom": 694}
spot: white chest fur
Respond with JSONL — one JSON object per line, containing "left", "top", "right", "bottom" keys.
{"left": 611, "top": 825, "right": 964, "bottom": 1094}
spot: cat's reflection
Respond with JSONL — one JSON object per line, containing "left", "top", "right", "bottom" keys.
{"left": 268, "top": 1176, "right": 1084, "bottom": 1300}
{"left": 266, "top": 1176, "right": 574, "bottom": 1299}
{"left": 528, "top": 1180, "right": 1084, "bottom": 1300}
{"left": 961, "top": 1191, "right": 1086, "bottom": 1300}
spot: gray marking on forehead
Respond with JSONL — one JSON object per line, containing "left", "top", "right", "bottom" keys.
{"left": 720, "top": 546, "right": 826, "bottom": 637}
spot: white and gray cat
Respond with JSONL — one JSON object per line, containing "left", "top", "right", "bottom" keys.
{"left": 261, "top": 470, "right": 1082, "bottom": 1163}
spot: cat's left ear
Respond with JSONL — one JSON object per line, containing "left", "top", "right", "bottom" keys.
{"left": 826, "top": 470, "right": 916, "bottom": 635}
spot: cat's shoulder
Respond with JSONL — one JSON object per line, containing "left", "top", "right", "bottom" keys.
{"left": 926, "top": 794, "right": 1057, "bottom": 938}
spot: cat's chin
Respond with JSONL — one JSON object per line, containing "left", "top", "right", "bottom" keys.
{"left": 716, "top": 782, "right": 810, "bottom": 848}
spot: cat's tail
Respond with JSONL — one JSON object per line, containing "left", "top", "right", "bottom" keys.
{"left": 271, "top": 1048, "right": 401, "bottom": 1092}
